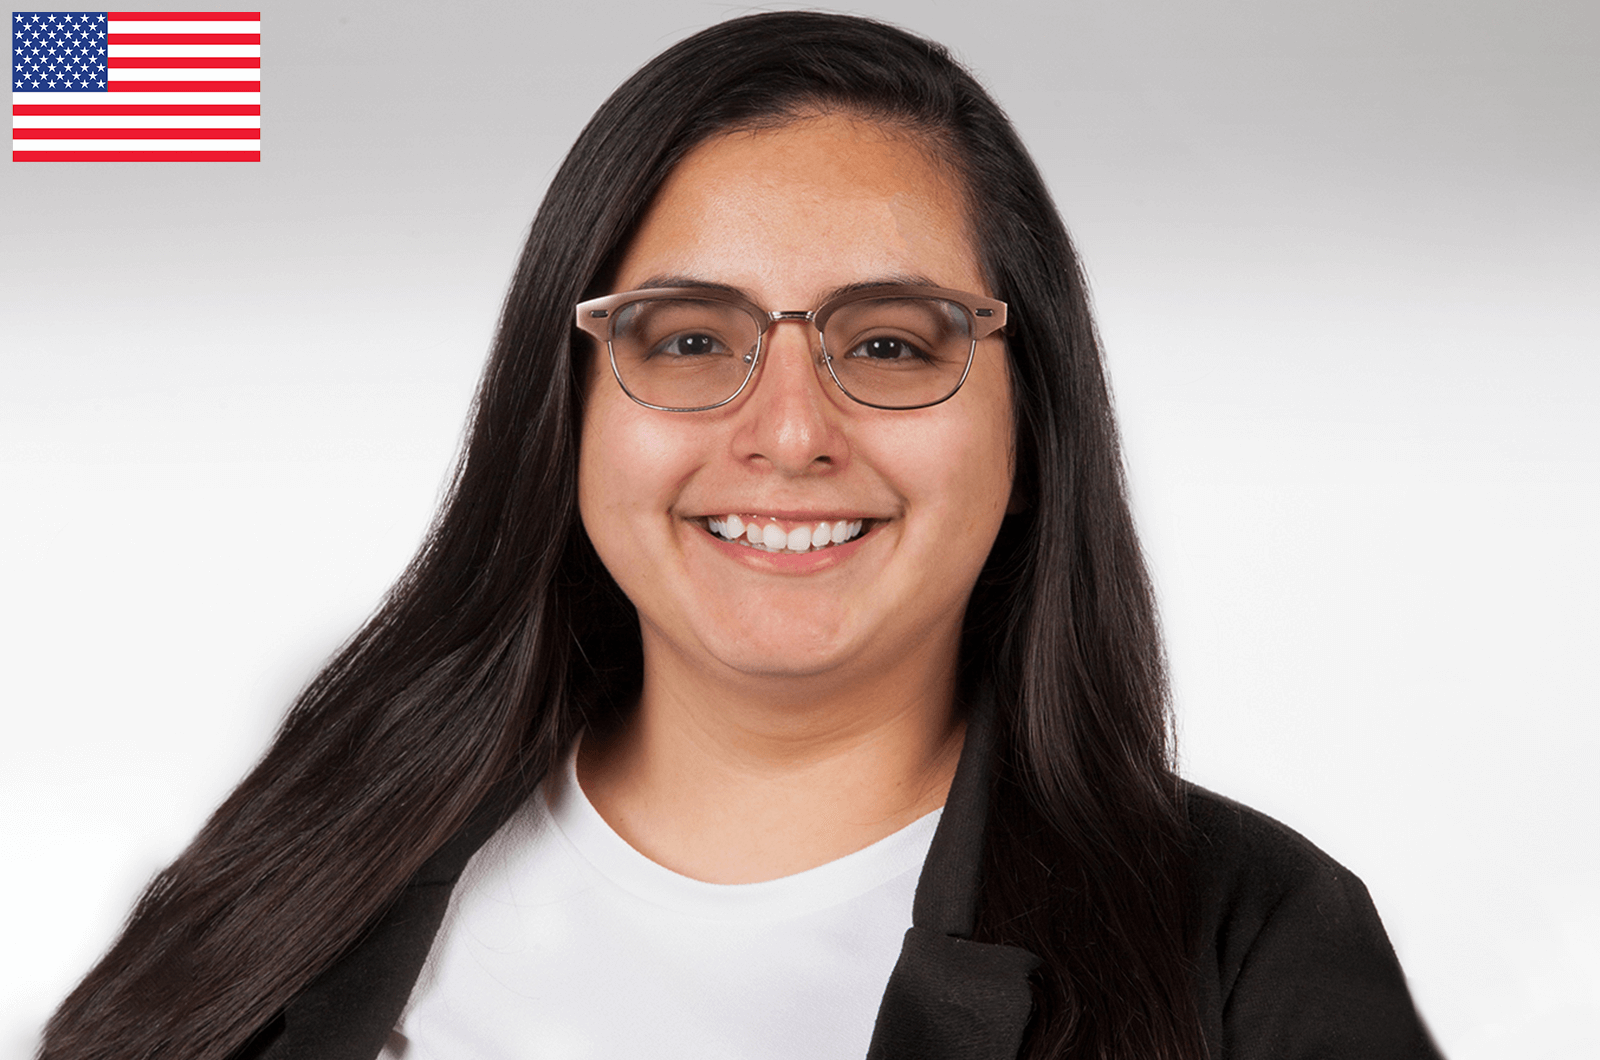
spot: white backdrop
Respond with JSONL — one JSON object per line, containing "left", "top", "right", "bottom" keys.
{"left": 3, "top": 1, "right": 1596, "bottom": 1056}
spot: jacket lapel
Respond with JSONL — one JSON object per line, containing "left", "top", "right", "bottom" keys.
{"left": 865, "top": 690, "right": 1041, "bottom": 1060}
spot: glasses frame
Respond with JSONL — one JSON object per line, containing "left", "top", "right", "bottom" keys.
{"left": 574, "top": 284, "right": 1008, "bottom": 412}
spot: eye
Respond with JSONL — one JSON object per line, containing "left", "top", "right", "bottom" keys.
{"left": 843, "top": 335, "right": 933, "bottom": 363}
{"left": 652, "top": 331, "right": 730, "bottom": 358}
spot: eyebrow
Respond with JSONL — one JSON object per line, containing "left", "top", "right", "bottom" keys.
{"left": 629, "top": 273, "right": 942, "bottom": 305}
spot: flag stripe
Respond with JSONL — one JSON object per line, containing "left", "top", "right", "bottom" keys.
{"left": 14, "top": 114, "right": 256, "bottom": 128}
{"left": 108, "top": 44, "right": 260, "bottom": 57}
{"left": 108, "top": 20, "right": 260, "bottom": 33}
{"left": 15, "top": 90, "right": 263, "bottom": 103}
{"left": 108, "top": 11, "right": 262, "bottom": 19}
{"left": 15, "top": 126, "right": 259, "bottom": 139}
{"left": 13, "top": 150, "right": 261, "bottom": 160}
{"left": 14, "top": 112, "right": 258, "bottom": 127}
{"left": 108, "top": 68, "right": 260, "bottom": 80}
{"left": 13, "top": 103, "right": 261, "bottom": 114}
{"left": 108, "top": 80, "right": 260, "bottom": 92}
{"left": 16, "top": 138, "right": 260, "bottom": 150}
{"left": 107, "top": 56, "right": 260, "bottom": 68}
{"left": 107, "top": 33, "right": 260, "bottom": 43}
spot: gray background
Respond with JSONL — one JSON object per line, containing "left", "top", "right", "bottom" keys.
{"left": 3, "top": 0, "right": 1596, "bottom": 1055}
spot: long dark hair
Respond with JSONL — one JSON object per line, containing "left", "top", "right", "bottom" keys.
{"left": 42, "top": 13, "right": 1201, "bottom": 1060}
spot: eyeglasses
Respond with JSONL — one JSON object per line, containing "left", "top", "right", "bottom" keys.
{"left": 575, "top": 284, "right": 1007, "bottom": 412}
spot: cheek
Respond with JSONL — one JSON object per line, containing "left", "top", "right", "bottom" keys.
{"left": 944, "top": 424, "right": 1015, "bottom": 542}
{"left": 579, "top": 404, "right": 665, "bottom": 615}
{"left": 920, "top": 374, "right": 1016, "bottom": 573}
{"left": 895, "top": 373, "right": 1015, "bottom": 516}
{"left": 864, "top": 400, "right": 1015, "bottom": 578}
{"left": 578, "top": 391, "right": 700, "bottom": 549}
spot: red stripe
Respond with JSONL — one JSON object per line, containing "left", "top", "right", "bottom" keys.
{"left": 13, "top": 104, "right": 260, "bottom": 115}
{"left": 12, "top": 150, "right": 260, "bottom": 161}
{"left": 15, "top": 128, "right": 259, "bottom": 140}
{"left": 108, "top": 57, "right": 261, "bottom": 68}
{"left": 107, "top": 33, "right": 260, "bottom": 43}
{"left": 109, "top": 81, "right": 260, "bottom": 92}
{"left": 108, "top": 11, "right": 262, "bottom": 19}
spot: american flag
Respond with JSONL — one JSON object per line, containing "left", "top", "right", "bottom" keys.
{"left": 11, "top": 10, "right": 260, "bottom": 161}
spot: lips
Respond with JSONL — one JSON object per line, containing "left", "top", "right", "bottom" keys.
{"left": 702, "top": 514, "right": 869, "bottom": 554}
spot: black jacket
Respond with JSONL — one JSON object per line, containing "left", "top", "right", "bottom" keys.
{"left": 238, "top": 705, "right": 1442, "bottom": 1060}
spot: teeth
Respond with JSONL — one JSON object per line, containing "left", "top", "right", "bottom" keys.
{"left": 705, "top": 516, "right": 867, "bottom": 554}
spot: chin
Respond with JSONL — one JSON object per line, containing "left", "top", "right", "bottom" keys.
{"left": 693, "top": 616, "right": 864, "bottom": 682}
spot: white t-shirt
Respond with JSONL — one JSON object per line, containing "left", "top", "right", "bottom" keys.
{"left": 382, "top": 748, "right": 939, "bottom": 1060}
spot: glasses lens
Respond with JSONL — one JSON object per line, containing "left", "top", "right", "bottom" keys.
{"left": 608, "top": 297, "right": 761, "bottom": 410}
{"left": 823, "top": 296, "right": 976, "bottom": 408}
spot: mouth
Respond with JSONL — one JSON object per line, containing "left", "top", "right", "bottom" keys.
{"left": 699, "top": 514, "right": 872, "bottom": 555}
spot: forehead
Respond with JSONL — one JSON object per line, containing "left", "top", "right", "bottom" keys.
{"left": 613, "top": 113, "right": 986, "bottom": 298}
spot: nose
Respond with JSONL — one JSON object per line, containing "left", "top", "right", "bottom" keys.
{"left": 729, "top": 318, "right": 848, "bottom": 474}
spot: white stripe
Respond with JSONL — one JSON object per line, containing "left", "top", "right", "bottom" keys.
{"left": 12, "top": 113, "right": 261, "bottom": 129}
{"left": 13, "top": 91, "right": 262, "bottom": 105}
{"left": 108, "top": 44, "right": 261, "bottom": 58}
{"left": 13, "top": 138, "right": 261, "bottom": 152}
{"left": 108, "top": 68, "right": 260, "bottom": 82}
{"left": 107, "top": 21, "right": 262, "bottom": 35}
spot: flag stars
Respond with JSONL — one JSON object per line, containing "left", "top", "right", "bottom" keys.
{"left": 12, "top": 12, "right": 108, "bottom": 93}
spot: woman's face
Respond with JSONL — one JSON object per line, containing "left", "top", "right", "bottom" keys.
{"left": 578, "top": 113, "right": 1015, "bottom": 693}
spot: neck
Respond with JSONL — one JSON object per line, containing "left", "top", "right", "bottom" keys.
{"left": 577, "top": 633, "right": 965, "bottom": 884}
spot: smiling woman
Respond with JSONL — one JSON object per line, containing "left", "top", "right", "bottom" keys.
{"left": 574, "top": 114, "right": 1015, "bottom": 885}
{"left": 40, "top": 12, "right": 1440, "bottom": 1060}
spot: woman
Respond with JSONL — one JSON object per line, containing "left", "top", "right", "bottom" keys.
{"left": 41, "top": 12, "right": 1439, "bottom": 1060}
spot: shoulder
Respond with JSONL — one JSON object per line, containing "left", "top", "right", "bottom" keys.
{"left": 1185, "top": 784, "right": 1368, "bottom": 933}
{"left": 1182, "top": 785, "right": 1442, "bottom": 1060}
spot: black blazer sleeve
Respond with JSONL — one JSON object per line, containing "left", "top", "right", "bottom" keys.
{"left": 1187, "top": 787, "right": 1444, "bottom": 1060}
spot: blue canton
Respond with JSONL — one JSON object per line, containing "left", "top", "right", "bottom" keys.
{"left": 12, "top": 11, "right": 109, "bottom": 92}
